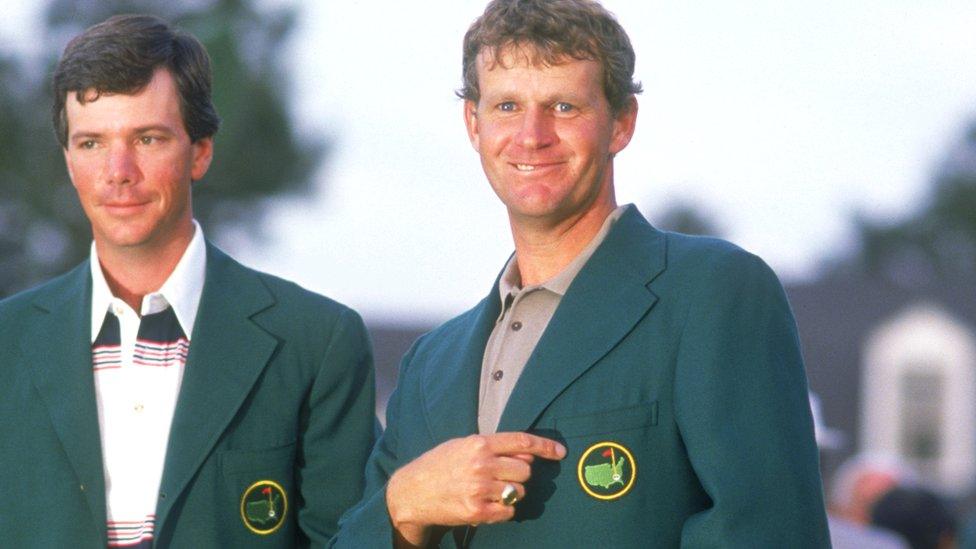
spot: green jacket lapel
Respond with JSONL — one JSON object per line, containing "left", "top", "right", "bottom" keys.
{"left": 496, "top": 207, "right": 666, "bottom": 433}
{"left": 422, "top": 282, "right": 503, "bottom": 443}
{"left": 24, "top": 262, "right": 107, "bottom": 544}
{"left": 155, "top": 243, "right": 279, "bottom": 528}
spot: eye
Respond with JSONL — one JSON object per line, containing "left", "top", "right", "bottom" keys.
{"left": 498, "top": 101, "right": 517, "bottom": 112}
{"left": 554, "top": 102, "right": 575, "bottom": 113}
{"left": 139, "top": 136, "right": 157, "bottom": 145}
{"left": 79, "top": 140, "right": 97, "bottom": 150}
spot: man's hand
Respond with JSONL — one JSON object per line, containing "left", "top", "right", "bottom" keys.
{"left": 385, "top": 432, "right": 566, "bottom": 547}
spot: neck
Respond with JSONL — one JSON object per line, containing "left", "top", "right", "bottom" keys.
{"left": 510, "top": 198, "right": 617, "bottom": 287}
{"left": 96, "top": 226, "right": 194, "bottom": 312}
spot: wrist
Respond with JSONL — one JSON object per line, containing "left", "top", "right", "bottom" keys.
{"left": 387, "top": 470, "right": 428, "bottom": 546}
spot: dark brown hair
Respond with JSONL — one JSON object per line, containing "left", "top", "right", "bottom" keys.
{"left": 52, "top": 14, "right": 219, "bottom": 148}
{"left": 459, "top": 0, "right": 642, "bottom": 113}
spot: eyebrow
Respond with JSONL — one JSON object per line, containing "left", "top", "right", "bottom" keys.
{"left": 69, "top": 124, "right": 178, "bottom": 141}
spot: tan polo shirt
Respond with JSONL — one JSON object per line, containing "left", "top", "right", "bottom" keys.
{"left": 478, "top": 206, "right": 627, "bottom": 434}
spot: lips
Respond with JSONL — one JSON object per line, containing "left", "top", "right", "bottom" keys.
{"left": 102, "top": 200, "right": 150, "bottom": 215}
{"left": 509, "top": 161, "right": 564, "bottom": 172}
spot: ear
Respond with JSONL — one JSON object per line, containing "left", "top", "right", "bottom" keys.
{"left": 190, "top": 137, "right": 214, "bottom": 182}
{"left": 463, "top": 100, "right": 480, "bottom": 152}
{"left": 609, "top": 96, "right": 638, "bottom": 156}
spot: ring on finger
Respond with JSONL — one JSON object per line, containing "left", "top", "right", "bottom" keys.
{"left": 500, "top": 483, "right": 519, "bottom": 506}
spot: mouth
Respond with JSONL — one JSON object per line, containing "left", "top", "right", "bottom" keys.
{"left": 510, "top": 161, "right": 562, "bottom": 173}
{"left": 102, "top": 201, "right": 150, "bottom": 215}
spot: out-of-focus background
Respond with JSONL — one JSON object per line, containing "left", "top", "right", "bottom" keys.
{"left": 3, "top": 1, "right": 976, "bottom": 544}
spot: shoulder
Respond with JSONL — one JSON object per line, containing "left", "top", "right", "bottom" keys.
{"left": 398, "top": 297, "right": 489, "bottom": 372}
{"left": 255, "top": 268, "right": 354, "bottom": 323}
{"left": 665, "top": 231, "right": 767, "bottom": 274}
{"left": 662, "top": 231, "right": 782, "bottom": 291}
{"left": 209, "top": 244, "right": 353, "bottom": 320}
{"left": 208, "top": 246, "right": 367, "bottom": 347}
{"left": 0, "top": 262, "right": 88, "bottom": 317}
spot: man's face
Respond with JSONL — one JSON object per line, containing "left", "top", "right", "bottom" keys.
{"left": 464, "top": 47, "right": 636, "bottom": 227}
{"left": 63, "top": 68, "right": 212, "bottom": 254}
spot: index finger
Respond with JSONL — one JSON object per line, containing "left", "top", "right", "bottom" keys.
{"left": 486, "top": 432, "right": 566, "bottom": 460}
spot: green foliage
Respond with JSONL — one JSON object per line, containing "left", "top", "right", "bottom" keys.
{"left": 0, "top": 0, "right": 326, "bottom": 296}
{"left": 852, "top": 123, "right": 976, "bottom": 284}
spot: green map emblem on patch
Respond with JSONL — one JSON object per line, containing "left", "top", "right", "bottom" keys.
{"left": 240, "top": 480, "right": 287, "bottom": 535}
{"left": 577, "top": 441, "right": 636, "bottom": 500}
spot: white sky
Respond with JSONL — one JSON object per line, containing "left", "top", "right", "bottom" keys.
{"left": 4, "top": 1, "right": 976, "bottom": 323}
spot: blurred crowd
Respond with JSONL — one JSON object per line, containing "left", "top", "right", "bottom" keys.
{"left": 811, "top": 394, "right": 971, "bottom": 549}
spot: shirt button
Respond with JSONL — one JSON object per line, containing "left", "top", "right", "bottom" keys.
{"left": 492, "top": 370, "right": 504, "bottom": 381}
{"left": 511, "top": 321, "right": 522, "bottom": 331}
{"left": 134, "top": 403, "right": 144, "bottom": 413}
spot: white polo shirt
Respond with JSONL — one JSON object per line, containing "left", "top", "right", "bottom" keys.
{"left": 89, "top": 221, "right": 206, "bottom": 547}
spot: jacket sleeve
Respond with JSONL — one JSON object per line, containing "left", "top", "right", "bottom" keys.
{"left": 297, "top": 307, "right": 378, "bottom": 546}
{"left": 673, "top": 250, "right": 830, "bottom": 547}
{"left": 326, "top": 341, "right": 421, "bottom": 548}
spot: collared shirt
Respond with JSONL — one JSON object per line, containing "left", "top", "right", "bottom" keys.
{"left": 478, "top": 206, "right": 626, "bottom": 434}
{"left": 90, "top": 221, "right": 206, "bottom": 548}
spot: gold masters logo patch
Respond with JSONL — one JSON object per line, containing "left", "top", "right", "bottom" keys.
{"left": 577, "top": 441, "right": 636, "bottom": 500}
{"left": 240, "top": 480, "right": 287, "bottom": 535}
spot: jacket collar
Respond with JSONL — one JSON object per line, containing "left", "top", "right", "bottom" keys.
{"left": 423, "top": 204, "right": 667, "bottom": 440}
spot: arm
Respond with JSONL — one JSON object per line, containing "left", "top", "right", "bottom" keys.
{"left": 674, "top": 251, "right": 830, "bottom": 547}
{"left": 297, "top": 307, "right": 377, "bottom": 545}
{"left": 329, "top": 342, "right": 565, "bottom": 548}
{"left": 328, "top": 338, "right": 417, "bottom": 549}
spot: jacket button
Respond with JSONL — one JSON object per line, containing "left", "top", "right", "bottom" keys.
{"left": 492, "top": 370, "right": 504, "bottom": 381}
{"left": 511, "top": 321, "right": 522, "bottom": 331}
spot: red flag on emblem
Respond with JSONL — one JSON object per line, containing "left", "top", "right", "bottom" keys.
{"left": 262, "top": 486, "right": 272, "bottom": 495}
{"left": 602, "top": 449, "right": 613, "bottom": 457}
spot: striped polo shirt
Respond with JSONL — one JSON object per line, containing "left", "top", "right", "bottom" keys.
{"left": 89, "top": 222, "right": 205, "bottom": 548}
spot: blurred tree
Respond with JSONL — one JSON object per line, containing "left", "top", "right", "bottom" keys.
{"left": 851, "top": 123, "right": 976, "bottom": 285}
{"left": 653, "top": 199, "right": 725, "bottom": 237}
{"left": 0, "top": 0, "right": 326, "bottom": 297}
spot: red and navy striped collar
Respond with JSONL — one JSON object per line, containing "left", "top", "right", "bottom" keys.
{"left": 89, "top": 220, "right": 207, "bottom": 343}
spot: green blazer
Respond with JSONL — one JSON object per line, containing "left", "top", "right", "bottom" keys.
{"left": 332, "top": 206, "right": 829, "bottom": 548}
{"left": 0, "top": 243, "right": 376, "bottom": 547}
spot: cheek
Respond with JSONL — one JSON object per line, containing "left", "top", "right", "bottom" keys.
{"left": 65, "top": 158, "right": 101, "bottom": 195}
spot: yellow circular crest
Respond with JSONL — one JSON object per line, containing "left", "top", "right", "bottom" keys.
{"left": 576, "top": 441, "right": 636, "bottom": 501}
{"left": 240, "top": 479, "right": 288, "bottom": 535}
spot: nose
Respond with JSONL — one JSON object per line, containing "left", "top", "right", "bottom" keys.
{"left": 515, "top": 107, "right": 556, "bottom": 149}
{"left": 105, "top": 143, "right": 139, "bottom": 185}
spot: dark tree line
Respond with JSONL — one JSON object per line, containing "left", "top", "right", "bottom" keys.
{"left": 846, "top": 123, "right": 976, "bottom": 285}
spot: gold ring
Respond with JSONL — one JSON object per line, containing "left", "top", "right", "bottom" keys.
{"left": 500, "top": 483, "right": 519, "bottom": 506}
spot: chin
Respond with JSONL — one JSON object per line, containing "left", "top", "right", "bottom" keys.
{"left": 97, "top": 226, "right": 156, "bottom": 249}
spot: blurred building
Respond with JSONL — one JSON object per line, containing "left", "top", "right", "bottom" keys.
{"left": 790, "top": 272, "right": 976, "bottom": 499}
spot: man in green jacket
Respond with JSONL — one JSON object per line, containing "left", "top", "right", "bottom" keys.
{"left": 332, "top": 0, "right": 830, "bottom": 547}
{"left": 0, "top": 15, "right": 375, "bottom": 547}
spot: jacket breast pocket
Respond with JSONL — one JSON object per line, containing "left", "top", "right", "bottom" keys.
{"left": 221, "top": 441, "right": 297, "bottom": 476}
{"left": 553, "top": 401, "right": 658, "bottom": 439}
{"left": 219, "top": 442, "right": 298, "bottom": 541}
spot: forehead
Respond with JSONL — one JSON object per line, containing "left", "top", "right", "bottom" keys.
{"left": 475, "top": 46, "right": 603, "bottom": 97}
{"left": 64, "top": 68, "right": 183, "bottom": 130}
{"left": 477, "top": 42, "right": 593, "bottom": 73}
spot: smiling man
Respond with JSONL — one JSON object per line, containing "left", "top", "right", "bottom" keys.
{"left": 0, "top": 15, "right": 375, "bottom": 547}
{"left": 331, "top": 0, "right": 829, "bottom": 547}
